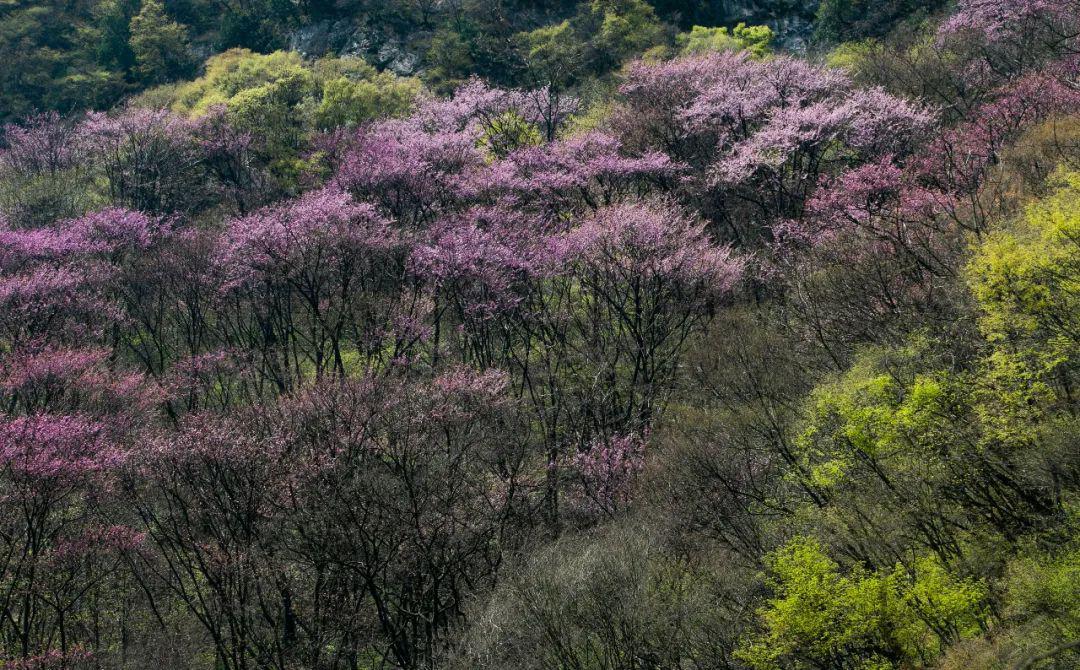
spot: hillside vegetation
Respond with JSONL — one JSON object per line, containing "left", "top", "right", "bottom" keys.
{"left": 1, "top": 0, "right": 1080, "bottom": 668}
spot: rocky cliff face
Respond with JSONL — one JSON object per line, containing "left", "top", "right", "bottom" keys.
{"left": 706, "top": 0, "right": 820, "bottom": 49}
{"left": 286, "top": 0, "right": 819, "bottom": 75}
{"left": 287, "top": 20, "right": 422, "bottom": 75}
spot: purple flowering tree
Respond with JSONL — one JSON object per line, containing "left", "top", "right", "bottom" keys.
{"left": 937, "top": 0, "right": 1080, "bottom": 73}
{"left": 0, "top": 335, "right": 159, "bottom": 663}
{"left": 615, "top": 52, "right": 932, "bottom": 244}
{"left": 0, "top": 113, "right": 93, "bottom": 227}
{"left": 80, "top": 108, "right": 207, "bottom": 214}
{"left": 214, "top": 187, "right": 408, "bottom": 391}
{"left": 572, "top": 432, "right": 647, "bottom": 518}
{"left": 128, "top": 367, "right": 525, "bottom": 670}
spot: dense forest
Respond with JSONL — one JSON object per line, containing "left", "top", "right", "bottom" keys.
{"left": 1, "top": 0, "right": 1080, "bottom": 668}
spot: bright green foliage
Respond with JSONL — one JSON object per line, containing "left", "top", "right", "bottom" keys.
{"left": 151, "top": 48, "right": 418, "bottom": 144}
{"left": 515, "top": 21, "right": 586, "bottom": 89}
{"left": 165, "top": 49, "right": 417, "bottom": 127}
{"left": 738, "top": 537, "right": 986, "bottom": 670}
{"left": 128, "top": 0, "right": 193, "bottom": 84}
{"left": 1006, "top": 535, "right": 1080, "bottom": 642}
{"left": 167, "top": 49, "right": 309, "bottom": 115}
{"left": 761, "top": 167, "right": 1080, "bottom": 668}
{"left": 676, "top": 23, "right": 774, "bottom": 57}
{"left": 786, "top": 329, "right": 1069, "bottom": 580}
{"left": 795, "top": 308, "right": 1069, "bottom": 494}
{"left": 477, "top": 110, "right": 543, "bottom": 160}
{"left": 228, "top": 70, "right": 310, "bottom": 162}
{"left": 310, "top": 57, "right": 420, "bottom": 129}
{"left": 795, "top": 343, "right": 958, "bottom": 492}
{"left": 826, "top": 40, "right": 879, "bottom": 71}
{"left": 968, "top": 169, "right": 1080, "bottom": 445}
{"left": 560, "top": 98, "right": 614, "bottom": 137}
{"left": 170, "top": 49, "right": 312, "bottom": 170}
{"left": 972, "top": 349, "right": 1054, "bottom": 448}
{"left": 135, "top": 48, "right": 414, "bottom": 185}
{"left": 1010, "top": 546, "right": 1080, "bottom": 648}
{"left": 969, "top": 169, "right": 1080, "bottom": 355}
{"left": 588, "top": 0, "right": 666, "bottom": 66}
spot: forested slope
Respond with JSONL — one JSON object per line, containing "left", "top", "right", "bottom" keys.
{"left": 1, "top": 0, "right": 953, "bottom": 120}
{"left": 1, "top": 0, "right": 1079, "bottom": 668}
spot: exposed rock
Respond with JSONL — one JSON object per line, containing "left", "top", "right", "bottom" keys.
{"left": 374, "top": 40, "right": 421, "bottom": 76}
{"left": 287, "top": 1, "right": 815, "bottom": 77}
{"left": 339, "top": 25, "right": 376, "bottom": 59}
{"left": 706, "top": 0, "right": 820, "bottom": 51}
{"left": 288, "top": 20, "right": 421, "bottom": 75}
{"left": 287, "top": 20, "right": 356, "bottom": 59}
{"left": 772, "top": 15, "right": 816, "bottom": 51}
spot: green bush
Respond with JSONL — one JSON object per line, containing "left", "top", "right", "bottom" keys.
{"left": 676, "top": 23, "right": 773, "bottom": 57}
{"left": 738, "top": 537, "right": 986, "bottom": 670}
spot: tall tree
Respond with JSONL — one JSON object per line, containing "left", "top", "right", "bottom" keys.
{"left": 128, "top": 0, "right": 192, "bottom": 84}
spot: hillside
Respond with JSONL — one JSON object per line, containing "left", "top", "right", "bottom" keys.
{"left": 1, "top": 0, "right": 1080, "bottom": 669}
{"left": 0, "top": 0, "right": 958, "bottom": 119}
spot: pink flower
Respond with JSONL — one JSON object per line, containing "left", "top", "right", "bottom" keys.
{"left": 938, "top": 0, "right": 1076, "bottom": 44}
{"left": 1, "top": 112, "right": 83, "bottom": 175}
{"left": 552, "top": 201, "right": 745, "bottom": 295}
{"left": 217, "top": 186, "right": 398, "bottom": 290}
{"left": 573, "top": 433, "right": 647, "bottom": 514}
{"left": 0, "top": 415, "right": 126, "bottom": 483}
{"left": 2, "top": 647, "right": 94, "bottom": 670}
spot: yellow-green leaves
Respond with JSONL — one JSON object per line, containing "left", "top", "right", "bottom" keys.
{"left": 313, "top": 68, "right": 419, "bottom": 130}
{"left": 825, "top": 39, "right": 878, "bottom": 71}
{"left": 967, "top": 168, "right": 1080, "bottom": 443}
{"left": 974, "top": 349, "right": 1054, "bottom": 446}
{"left": 590, "top": 0, "right": 665, "bottom": 63}
{"left": 1006, "top": 537, "right": 1080, "bottom": 641}
{"left": 476, "top": 110, "right": 543, "bottom": 160}
{"left": 969, "top": 168, "right": 1080, "bottom": 349}
{"left": 739, "top": 537, "right": 987, "bottom": 670}
{"left": 149, "top": 48, "right": 418, "bottom": 130}
{"left": 795, "top": 344, "right": 954, "bottom": 491}
{"left": 676, "top": 23, "right": 774, "bottom": 58}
